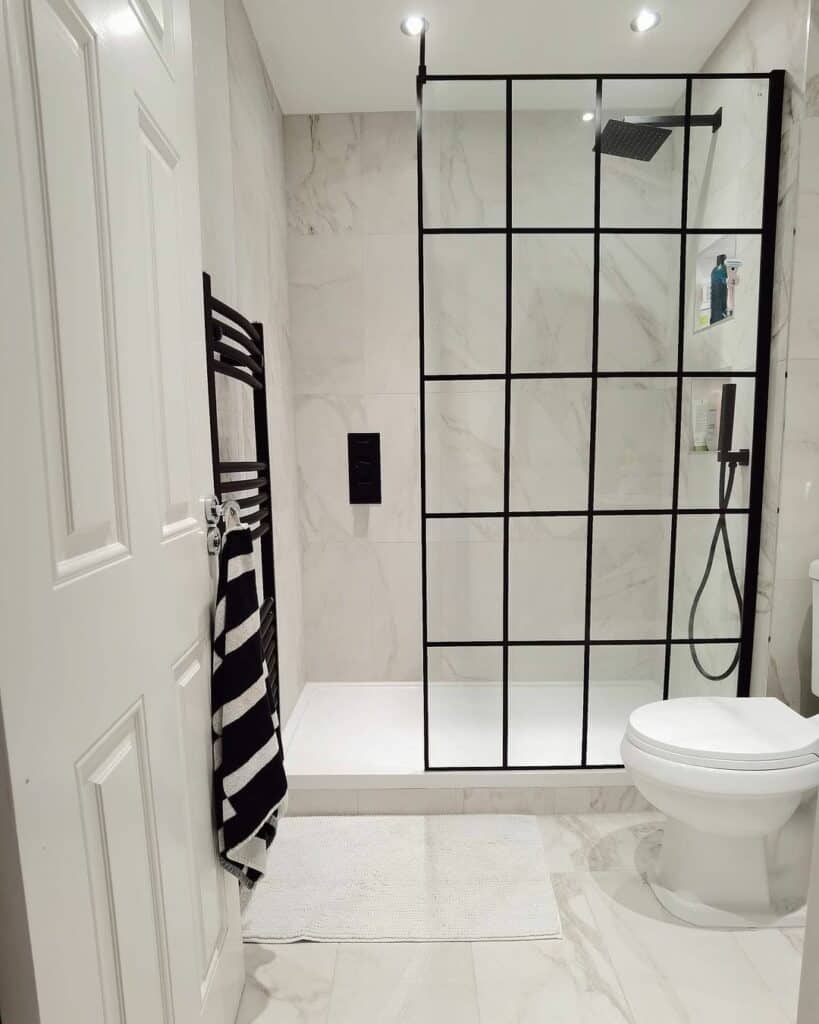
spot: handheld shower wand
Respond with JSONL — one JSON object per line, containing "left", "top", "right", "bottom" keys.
{"left": 688, "top": 383, "right": 749, "bottom": 681}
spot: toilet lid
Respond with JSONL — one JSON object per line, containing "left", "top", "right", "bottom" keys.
{"left": 626, "top": 697, "right": 819, "bottom": 769}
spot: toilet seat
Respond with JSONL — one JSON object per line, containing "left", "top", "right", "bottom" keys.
{"left": 626, "top": 697, "right": 819, "bottom": 770}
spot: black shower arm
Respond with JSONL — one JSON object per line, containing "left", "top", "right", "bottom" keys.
{"left": 624, "top": 107, "right": 723, "bottom": 133}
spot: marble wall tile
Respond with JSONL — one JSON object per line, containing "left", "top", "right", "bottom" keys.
{"left": 288, "top": 235, "right": 365, "bottom": 394}
{"left": 553, "top": 786, "right": 652, "bottom": 814}
{"left": 785, "top": 193, "right": 819, "bottom": 359}
{"left": 509, "top": 379, "right": 591, "bottom": 511}
{"left": 472, "top": 874, "right": 633, "bottom": 1024}
{"left": 677, "top": 377, "right": 753, "bottom": 510}
{"left": 591, "top": 516, "right": 671, "bottom": 640}
{"left": 672, "top": 513, "right": 747, "bottom": 638}
{"left": 363, "top": 234, "right": 418, "bottom": 395}
{"left": 285, "top": 114, "right": 362, "bottom": 235}
{"left": 356, "top": 788, "right": 464, "bottom": 815}
{"left": 302, "top": 540, "right": 421, "bottom": 682}
{"left": 668, "top": 642, "right": 739, "bottom": 698}
{"left": 508, "top": 517, "right": 587, "bottom": 640}
{"left": 426, "top": 519, "right": 504, "bottom": 642}
{"left": 201, "top": 0, "right": 306, "bottom": 724}
{"left": 511, "top": 234, "right": 594, "bottom": 373}
{"left": 424, "top": 234, "right": 506, "bottom": 374}
{"left": 286, "top": 789, "right": 360, "bottom": 815}
{"left": 687, "top": 78, "right": 769, "bottom": 230}
{"left": 425, "top": 382, "right": 506, "bottom": 513}
{"left": 422, "top": 101, "right": 506, "bottom": 229}
{"left": 360, "top": 112, "right": 416, "bottom": 236}
{"left": 774, "top": 362, "right": 819, "bottom": 582}
{"left": 512, "top": 106, "right": 596, "bottom": 228}
{"left": 594, "top": 380, "right": 676, "bottom": 510}
{"left": 598, "top": 234, "right": 679, "bottom": 372}
{"left": 461, "top": 787, "right": 556, "bottom": 814}
{"left": 327, "top": 942, "right": 480, "bottom": 1024}
{"left": 296, "top": 394, "right": 419, "bottom": 544}
{"left": 769, "top": 576, "right": 818, "bottom": 712}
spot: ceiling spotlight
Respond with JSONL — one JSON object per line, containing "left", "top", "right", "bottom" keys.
{"left": 401, "top": 14, "right": 428, "bottom": 36}
{"left": 582, "top": 111, "right": 595, "bottom": 122}
{"left": 630, "top": 9, "right": 661, "bottom": 32}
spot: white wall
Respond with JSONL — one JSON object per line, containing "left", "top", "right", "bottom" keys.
{"left": 190, "top": 0, "right": 304, "bottom": 722}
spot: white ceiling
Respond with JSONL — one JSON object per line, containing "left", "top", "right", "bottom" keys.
{"left": 243, "top": 0, "right": 752, "bottom": 115}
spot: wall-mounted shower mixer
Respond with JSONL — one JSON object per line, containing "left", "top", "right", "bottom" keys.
{"left": 688, "top": 383, "right": 749, "bottom": 681}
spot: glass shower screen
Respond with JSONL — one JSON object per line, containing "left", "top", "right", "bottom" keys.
{"left": 418, "top": 71, "right": 783, "bottom": 770}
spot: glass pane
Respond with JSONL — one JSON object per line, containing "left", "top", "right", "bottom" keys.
{"left": 591, "top": 515, "right": 671, "bottom": 640}
{"left": 588, "top": 646, "right": 664, "bottom": 765}
{"left": 426, "top": 517, "right": 503, "bottom": 642}
{"left": 668, "top": 642, "right": 739, "bottom": 698}
{"left": 509, "top": 646, "right": 584, "bottom": 766}
{"left": 678, "top": 377, "right": 753, "bottom": 509}
{"left": 687, "top": 78, "right": 769, "bottom": 231}
{"left": 422, "top": 81, "right": 506, "bottom": 228}
{"left": 425, "top": 380, "right": 505, "bottom": 513}
{"left": 511, "top": 234, "right": 594, "bottom": 372}
{"left": 424, "top": 234, "right": 506, "bottom": 374}
{"left": 598, "top": 234, "right": 680, "bottom": 371}
{"left": 684, "top": 234, "right": 760, "bottom": 371}
{"left": 428, "top": 646, "right": 503, "bottom": 768}
{"left": 512, "top": 79, "right": 596, "bottom": 228}
{"left": 595, "top": 379, "right": 676, "bottom": 510}
{"left": 509, "top": 379, "right": 591, "bottom": 511}
{"left": 672, "top": 513, "right": 747, "bottom": 640}
{"left": 601, "top": 79, "right": 685, "bottom": 229}
{"left": 509, "top": 517, "right": 587, "bottom": 640}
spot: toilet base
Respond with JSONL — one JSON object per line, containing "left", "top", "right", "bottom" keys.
{"left": 647, "top": 816, "right": 808, "bottom": 929}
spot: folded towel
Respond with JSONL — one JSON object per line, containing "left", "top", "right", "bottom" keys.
{"left": 212, "top": 525, "right": 287, "bottom": 887}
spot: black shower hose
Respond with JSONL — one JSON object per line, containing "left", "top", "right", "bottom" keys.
{"left": 687, "top": 459, "right": 743, "bottom": 681}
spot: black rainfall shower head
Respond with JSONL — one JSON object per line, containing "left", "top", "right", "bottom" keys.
{"left": 598, "top": 119, "right": 671, "bottom": 162}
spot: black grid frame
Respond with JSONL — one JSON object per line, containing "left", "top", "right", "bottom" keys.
{"left": 417, "top": 64, "right": 785, "bottom": 771}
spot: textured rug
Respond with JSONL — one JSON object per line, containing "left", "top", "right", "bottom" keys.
{"left": 242, "top": 814, "right": 561, "bottom": 942}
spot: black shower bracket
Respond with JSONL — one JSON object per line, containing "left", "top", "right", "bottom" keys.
{"left": 624, "top": 106, "right": 723, "bottom": 132}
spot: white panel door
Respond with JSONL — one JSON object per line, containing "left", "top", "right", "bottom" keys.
{"left": 0, "top": 0, "right": 243, "bottom": 1021}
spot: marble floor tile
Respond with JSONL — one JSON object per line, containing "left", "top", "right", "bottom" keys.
{"left": 538, "top": 813, "right": 664, "bottom": 874}
{"left": 581, "top": 870, "right": 795, "bottom": 1023}
{"left": 326, "top": 942, "right": 480, "bottom": 1024}
{"left": 734, "top": 929, "right": 805, "bottom": 1022}
{"left": 236, "top": 942, "right": 338, "bottom": 1024}
{"left": 472, "top": 874, "right": 635, "bottom": 1023}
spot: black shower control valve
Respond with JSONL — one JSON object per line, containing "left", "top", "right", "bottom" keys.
{"left": 348, "top": 432, "right": 382, "bottom": 504}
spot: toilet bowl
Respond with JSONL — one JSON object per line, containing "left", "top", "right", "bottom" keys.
{"left": 622, "top": 696, "right": 819, "bottom": 927}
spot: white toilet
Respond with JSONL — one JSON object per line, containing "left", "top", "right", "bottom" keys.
{"left": 621, "top": 562, "right": 819, "bottom": 929}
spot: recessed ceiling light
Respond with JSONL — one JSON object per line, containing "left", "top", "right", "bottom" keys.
{"left": 630, "top": 9, "right": 661, "bottom": 32}
{"left": 582, "top": 111, "right": 595, "bottom": 122}
{"left": 401, "top": 14, "right": 428, "bottom": 36}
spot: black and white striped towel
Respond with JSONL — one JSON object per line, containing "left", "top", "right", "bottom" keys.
{"left": 212, "top": 525, "right": 287, "bottom": 888}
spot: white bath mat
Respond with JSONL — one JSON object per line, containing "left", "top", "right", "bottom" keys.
{"left": 242, "top": 814, "right": 561, "bottom": 943}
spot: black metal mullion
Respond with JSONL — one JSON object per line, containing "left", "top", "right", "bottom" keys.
{"left": 423, "top": 226, "right": 764, "bottom": 236}
{"left": 501, "top": 78, "right": 513, "bottom": 767}
{"left": 662, "top": 78, "right": 693, "bottom": 702}
{"left": 417, "top": 56, "right": 430, "bottom": 770}
{"left": 581, "top": 78, "right": 603, "bottom": 767}
{"left": 737, "top": 69, "right": 785, "bottom": 696}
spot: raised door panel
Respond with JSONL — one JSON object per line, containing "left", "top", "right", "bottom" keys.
{"left": 138, "top": 104, "right": 196, "bottom": 539}
{"left": 175, "top": 642, "right": 229, "bottom": 1004}
{"left": 76, "top": 701, "right": 173, "bottom": 1023}
{"left": 26, "top": 0, "right": 128, "bottom": 580}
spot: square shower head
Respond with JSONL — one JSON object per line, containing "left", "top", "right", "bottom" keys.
{"left": 598, "top": 119, "right": 671, "bottom": 162}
